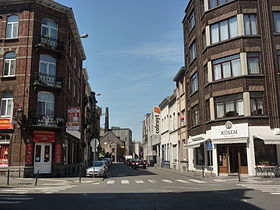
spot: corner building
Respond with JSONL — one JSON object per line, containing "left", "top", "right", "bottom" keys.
{"left": 184, "top": 0, "right": 280, "bottom": 176}
{"left": 0, "top": 0, "right": 86, "bottom": 177}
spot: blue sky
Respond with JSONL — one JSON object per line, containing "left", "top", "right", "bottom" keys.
{"left": 58, "top": 0, "right": 188, "bottom": 141}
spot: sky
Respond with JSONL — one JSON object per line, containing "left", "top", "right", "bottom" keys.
{"left": 58, "top": 0, "right": 189, "bottom": 141}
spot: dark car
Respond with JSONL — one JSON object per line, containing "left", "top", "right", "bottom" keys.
{"left": 131, "top": 159, "right": 146, "bottom": 169}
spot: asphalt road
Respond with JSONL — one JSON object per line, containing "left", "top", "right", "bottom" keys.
{"left": 0, "top": 163, "right": 279, "bottom": 210}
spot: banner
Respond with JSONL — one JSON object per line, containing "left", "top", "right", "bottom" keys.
{"left": 33, "top": 131, "right": 56, "bottom": 142}
{"left": 0, "top": 118, "right": 14, "bottom": 129}
{"left": 67, "top": 107, "right": 80, "bottom": 131}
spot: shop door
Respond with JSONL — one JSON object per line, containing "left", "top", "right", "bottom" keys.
{"left": 34, "top": 143, "right": 52, "bottom": 174}
{"left": 229, "top": 146, "right": 239, "bottom": 173}
{"left": 218, "top": 146, "right": 229, "bottom": 173}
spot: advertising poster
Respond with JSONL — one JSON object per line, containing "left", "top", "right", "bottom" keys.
{"left": 0, "top": 118, "right": 14, "bottom": 129}
{"left": 67, "top": 107, "right": 80, "bottom": 131}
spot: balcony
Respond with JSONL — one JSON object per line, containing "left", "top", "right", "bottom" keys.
{"left": 33, "top": 72, "right": 62, "bottom": 89}
{"left": 29, "top": 114, "right": 64, "bottom": 128}
{"left": 36, "top": 35, "right": 64, "bottom": 52}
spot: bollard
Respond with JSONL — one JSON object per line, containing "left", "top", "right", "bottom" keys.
{"left": 18, "top": 168, "right": 21, "bottom": 178}
{"left": 202, "top": 164, "right": 205, "bottom": 178}
{"left": 79, "top": 164, "right": 82, "bottom": 183}
{"left": 238, "top": 168, "right": 241, "bottom": 182}
{"left": 7, "top": 169, "right": 10, "bottom": 185}
{"left": 35, "top": 170, "right": 39, "bottom": 186}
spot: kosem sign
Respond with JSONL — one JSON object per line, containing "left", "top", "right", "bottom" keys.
{"left": 211, "top": 122, "right": 248, "bottom": 139}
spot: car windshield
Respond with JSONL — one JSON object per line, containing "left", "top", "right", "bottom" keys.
{"left": 88, "top": 161, "right": 103, "bottom": 167}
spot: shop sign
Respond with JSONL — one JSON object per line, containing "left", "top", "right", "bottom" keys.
{"left": 0, "top": 118, "right": 14, "bottom": 129}
{"left": 33, "top": 131, "right": 56, "bottom": 143}
{"left": 67, "top": 107, "right": 80, "bottom": 131}
{"left": 25, "top": 143, "right": 33, "bottom": 164}
{"left": 211, "top": 122, "right": 248, "bottom": 139}
{"left": 55, "top": 144, "right": 62, "bottom": 164}
{"left": 153, "top": 106, "right": 160, "bottom": 135}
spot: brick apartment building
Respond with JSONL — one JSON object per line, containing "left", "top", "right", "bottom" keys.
{"left": 0, "top": 0, "right": 87, "bottom": 177}
{"left": 183, "top": 0, "right": 280, "bottom": 176}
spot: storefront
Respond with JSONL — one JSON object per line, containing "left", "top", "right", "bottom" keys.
{"left": 0, "top": 119, "right": 14, "bottom": 167}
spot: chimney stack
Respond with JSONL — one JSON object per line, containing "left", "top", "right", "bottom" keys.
{"left": 105, "top": 107, "right": 109, "bottom": 132}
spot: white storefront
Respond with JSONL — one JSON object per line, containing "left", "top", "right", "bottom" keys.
{"left": 188, "top": 122, "right": 280, "bottom": 176}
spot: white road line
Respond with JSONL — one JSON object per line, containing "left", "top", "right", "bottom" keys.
{"left": 0, "top": 197, "right": 33, "bottom": 201}
{"left": 162, "top": 179, "right": 173, "bottom": 183}
{"left": 213, "top": 179, "right": 227, "bottom": 182}
{"left": 0, "top": 194, "right": 29, "bottom": 197}
{"left": 107, "top": 180, "right": 115, "bottom": 184}
{"left": 176, "top": 179, "right": 190, "bottom": 183}
{"left": 0, "top": 201, "right": 22, "bottom": 204}
{"left": 121, "top": 180, "right": 129, "bottom": 184}
{"left": 135, "top": 180, "right": 144, "bottom": 184}
{"left": 3, "top": 189, "right": 29, "bottom": 192}
{"left": 271, "top": 193, "right": 280, "bottom": 195}
{"left": 148, "top": 180, "right": 157, "bottom": 183}
{"left": 189, "top": 179, "right": 206, "bottom": 184}
{"left": 92, "top": 182, "right": 100, "bottom": 185}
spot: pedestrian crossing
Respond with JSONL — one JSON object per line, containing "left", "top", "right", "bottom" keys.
{"left": 103, "top": 178, "right": 207, "bottom": 185}
{"left": 0, "top": 194, "right": 34, "bottom": 205}
{"left": 237, "top": 183, "right": 280, "bottom": 196}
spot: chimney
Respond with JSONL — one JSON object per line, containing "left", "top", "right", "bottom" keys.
{"left": 105, "top": 107, "right": 109, "bottom": 132}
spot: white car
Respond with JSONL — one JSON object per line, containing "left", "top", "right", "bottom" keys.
{"left": 86, "top": 161, "right": 108, "bottom": 177}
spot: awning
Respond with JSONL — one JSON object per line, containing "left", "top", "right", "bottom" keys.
{"left": 254, "top": 134, "right": 280, "bottom": 145}
{"left": 187, "top": 139, "right": 208, "bottom": 148}
{"left": 212, "top": 138, "right": 248, "bottom": 145}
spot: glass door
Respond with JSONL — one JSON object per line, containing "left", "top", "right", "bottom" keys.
{"left": 34, "top": 143, "right": 52, "bottom": 174}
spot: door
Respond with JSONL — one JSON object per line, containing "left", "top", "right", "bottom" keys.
{"left": 34, "top": 143, "right": 52, "bottom": 174}
{"left": 217, "top": 145, "right": 228, "bottom": 173}
{"left": 229, "top": 146, "right": 239, "bottom": 173}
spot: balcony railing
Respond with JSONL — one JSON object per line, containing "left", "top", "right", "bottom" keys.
{"left": 37, "top": 35, "right": 64, "bottom": 52}
{"left": 34, "top": 72, "right": 62, "bottom": 88}
{"left": 29, "top": 114, "right": 64, "bottom": 128}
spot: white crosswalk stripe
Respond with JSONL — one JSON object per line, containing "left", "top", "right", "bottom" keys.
{"left": 162, "top": 179, "right": 173, "bottom": 183}
{"left": 135, "top": 180, "right": 144, "bottom": 184}
{"left": 176, "top": 179, "right": 190, "bottom": 183}
{"left": 107, "top": 180, "right": 115, "bottom": 184}
{"left": 188, "top": 179, "right": 206, "bottom": 184}
{"left": 238, "top": 184, "right": 280, "bottom": 196}
{"left": 0, "top": 194, "right": 34, "bottom": 205}
{"left": 148, "top": 180, "right": 158, "bottom": 183}
{"left": 121, "top": 180, "right": 129, "bottom": 184}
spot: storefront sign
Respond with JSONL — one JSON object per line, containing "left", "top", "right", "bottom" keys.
{"left": 55, "top": 144, "right": 62, "bottom": 164}
{"left": 67, "top": 107, "right": 80, "bottom": 131}
{"left": 0, "top": 118, "right": 14, "bottom": 129}
{"left": 211, "top": 122, "right": 248, "bottom": 139}
{"left": 25, "top": 143, "right": 33, "bottom": 164}
{"left": 33, "top": 131, "right": 56, "bottom": 143}
{"left": 153, "top": 106, "right": 160, "bottom": 135}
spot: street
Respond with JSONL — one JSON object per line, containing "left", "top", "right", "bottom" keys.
{"left": 0, "top": 163, "right": 280, "bottom": 210}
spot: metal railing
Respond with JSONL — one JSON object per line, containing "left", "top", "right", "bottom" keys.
{"left": 34, "top": 72, "right": 62, "bottom": 88}
{"left": 38, "top": 35, "right": 64, "bottom": 52}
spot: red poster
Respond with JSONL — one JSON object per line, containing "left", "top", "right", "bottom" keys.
{"left": 33, "top": 131, "right": 56, "bottom": 142}
{"left": 67, "top": 107, "right": 80, "bottom": 131}
{"left": 25, "top": 143, "right": 33, "bottom": 164}
{"left": 0, "top": 118, "right": 14, "bottom": 129}
{"left": 55, "top": 144, "right": 62, "bottom": 164}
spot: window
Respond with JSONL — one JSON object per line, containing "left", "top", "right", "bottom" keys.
{"left": 37, "top": 92, "right": 55, "bottom": 116}
{"left": 247, "top": 53, "right": 260, "bottom": 74}
{"left": 274, "top": 12, "right": 280, "bottom": 33}
{"left": 215, "top": 93, "right": 244, "bottom": 118}
{"left": 41, "top": 18, "right": 58, "bottom": 47}
{"left": 196, "top": 144, "right": 204, "bottom": 165}
{"left": 3, "top": 52, "right": 16, "bottom": 77}
{"left": 250, "top": 92, "right": 264, "bottom": 116}
{"left": 204, "top": 65, "right": 208, "bottom": 84}
{"left": 191, "top": 73, "right": 198, "bottom": 94}
{"left": 209, "top": 0, "right": 233, "bottom": 9}
{"left": 206, "top": 99, "right": 210, "bottom": 121}
{"left": 277, "top": 51, "right": 280, "bottom": 72}
{"left": 190, "top": 42, "right": 196, "bottom": 62}
{"left": 244, "top": 14, "right": 257, "bottom": 35}
{"left": 202, "top": 30, "right": 206, "bottom": 49}
{"left": 210, "top": 16, "right": 238, "bottom": 44}
{"left": 0, "top": 92, "right": 13, "bottom": 117}
{"left": 39, "top": 55, "right": 56, "bottom": 76}
{"left": 212, "top": 54, "right": 241, "bottom": 80}
{"left": 6, "top": 15, "right": 19, "bottom": 38}
{"left": 189, "top": 11, "right": 195, "bottom": 31}
{"left": 201, "top": 0, "right": 205, "bottom": 14}
{"left": 192, "top": 105, "right": 200, "bottom": 126}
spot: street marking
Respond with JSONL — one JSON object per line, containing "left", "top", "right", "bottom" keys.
{"left": 107, "top": 180, "right": 115, "bottom": 184}
{"left": 189, "top": 179, "right": 206, "bottom": 184}
{"left": 135, "top": 180, "right": 144, "bottom": 184}
{"left": 162, "top": 179, "right": 173, "bottom": 183}
{"left": 3, "top": 189, "right": 29, "bottom": 192}
{"left": 148, "top": 180, "right": 157, "bottom": 183}
{"left": 176, "top": 179, "right": 190, "bottom": 183}
{"left": 92, "top": 182, "right": 100, "bottom": 185}
{"left": 0, "top": 201, "right": 22, "bottom": 204}
{"left": 213, "top": 179, "right": 227, "bottom": 182}
{"left": 271, "top": 193, "right": 280, "bottom": 195}
{"left": 121, "top": 180, "right": 129, "bottom": 184}
{"left": 0, "top": 194, "right": 29, "bottom": 197}
{"left": 0, "top": 197, "right": 33, "bottom": 201}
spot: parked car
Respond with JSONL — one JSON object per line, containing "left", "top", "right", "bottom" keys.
{"left": 144, "top": 160, "right": 154, "bottom": 167}
{"left": 126, "top": 158, "right": 133, "bottom": 166}
{"left": 131, "top": 159, "right": 146, "bottom": 169}
{"left": 101, "top": 158, "right": 112, "bottom": 167}
{"left": 86, "top": 161, "right": 108, "bottom": 177}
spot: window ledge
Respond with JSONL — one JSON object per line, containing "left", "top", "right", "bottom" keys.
{"left": 208, "top": 74, "right": 265, "bottom": 85}
{"left": 1, "top": 38, "right": 19, "bottom": 42}
{"left": 189, "top": 124, "right": 200, "bottom": 130}
{"left": 188, "top": 57, "right": 197, "bottom": 67}
{"left": 190, "top": 90, "right": 198, "bottom": 97}
{"left": 187, "top": 26, "right": 195, "bottom": 37}
{"left": 1, "top": 76, "right": 16, "bottom": 80}
{"left": 205, "top": 115, "right": 268, "bottom": 124}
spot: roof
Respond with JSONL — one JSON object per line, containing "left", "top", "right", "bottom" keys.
{"left": 173, "top": 66, "right": 186, "bottom": 82}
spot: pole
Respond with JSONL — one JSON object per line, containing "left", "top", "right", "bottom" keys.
{"left": 7, "top": 169, "right": 10, "bottom": 185}
{"left": 35, "top": 170, "right": 39, "bottom": 186}
{"left": 79, "top": 163, "right": 82, "bottom": 183}
{"left": 18, "top": 168, "right": 21, "bottom": 178}
{"left": 238, "top": 167, "right": 241, "bottom": 182}
{"left": 202, "top": 164, "right": 205, "bottom": 178}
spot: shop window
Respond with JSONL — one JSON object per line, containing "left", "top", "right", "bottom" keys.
{"left": 0, "top": 91, "right": 13, "bottom": 117}
{"left": 35, "top": 145, "right": 41, "bottom": 162}
{"left": 210, "top": 16, "right": 237, "bottom": 44}
{"left": 206, "top": 141, "right": 213, "bottom": 166}
{"left": 247, "top": 53, "right": 260, "bottom": 74}
{"left": 6, "top": 15, "right": 19, "bottom": 39}
{"left": 215, "top": 93, "right": 244, "bottom": 118}
{"left": 0, "top": 145, "right": 9, "bottom": 166}
{"left": 3, "top": 52, "right": 16, "bottom": 77}
{"left": 37, "top": 91, "right": 55, "bottom": 116}
{"left": 196, "top": 144, "right": 205, "bottom": 165}
{"left": 244, "top": 14, "right": 257, "bottom": 35}
{"left": 254, "top": 139, "right": 278, "bottom": 166}
{"left": 250, "top": 92, "right": 264, "bottom": 116}
{"left": 212, "top": 54, "right": 241, "bottom": 81}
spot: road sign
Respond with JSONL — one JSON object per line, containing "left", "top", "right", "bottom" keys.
{"left": 90, "top": 138, "right": 99, "bottom": 152}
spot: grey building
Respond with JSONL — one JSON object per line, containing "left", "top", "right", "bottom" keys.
{"left": 111, "top": 127, "right": 132, "bottom": 155}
